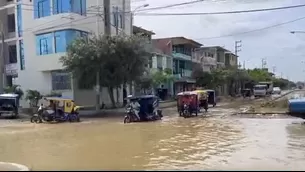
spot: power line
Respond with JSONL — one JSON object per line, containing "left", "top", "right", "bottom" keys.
{"left": 18, "top": 1, "right": 205, "bottom": 15}
{"left": 195, "top": 16, "right": 305, "bottom": 40}
{"left": 135, "top": 3, "right": 305, "bottom": 16}
{"left": 135, "top": 0, "right": 205, "bottom": 12}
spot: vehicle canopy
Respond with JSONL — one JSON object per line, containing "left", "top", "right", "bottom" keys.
{"left": 0, "top": 93, "right": 19, "bottom": 99}
{"left": 254, "top": 85, "right": 267, "bottom": 89}
{"left": 193, "top": 90, "right": 208, "bottom": 100}
{"left": 126, "top": 95, "right": 160, "bottom": 115}
{"left": 177, "top": 91, "right": 198, "bottom": 96}
{"left": 273, "top": 87, "right": 281, "bottom": 90}
{"left": 0, "top": 93, "right": 19, "bottom": 106}
{"left": 43, "top": 97, "right": 81, "bottom": 113}
{"left": 176, "top": 91, "right": 198, "bottom": 105}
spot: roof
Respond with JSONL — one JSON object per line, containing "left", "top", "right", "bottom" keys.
{"left": 288, "top": 98, "right": 305, "bottom": 103}
{"left": 126, "top": 95, "right": 158, "bottom": 99}
{"left": 44, "top": 97, "right": 74, "bottom": 101}
{"left": 197, "top": 46, "right": 231, "bottom": 53}
{"left": 133, "top": 26, "right": 155, "bottom": 35}
{"left": 177, "top": 91, "right": 197, "bottom": 96}
{"left": 154, "top": 37, "right": 202, "bottom": 47}
{"left": 0, "top": 93, "right": 19, "bottom": 98}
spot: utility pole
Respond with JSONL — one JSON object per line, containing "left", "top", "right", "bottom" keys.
{"left": 261, "top": 58, "right": 267, "bottom": 69}
{"left": 94, "top": 0, "right": 111, "bottom": 111}
{"left": 234, "top": 40, "right": 242, "bottom": 56}
{"left": 0, "top": 23, "right": 4, "bottom": 93}
{"left": 243, "top": 60, "right": 245, "bottom": 69}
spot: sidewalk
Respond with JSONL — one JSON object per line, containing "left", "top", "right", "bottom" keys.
{"left": 78, "top": 101, "right": 176, "bottom": 118}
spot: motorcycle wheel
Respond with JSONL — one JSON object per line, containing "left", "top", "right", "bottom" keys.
{"left": 69, "top": 114, "right": 80, "bottom": 123}
{"left": 183, "top": 111, "right": 189, "bottom": 118}
{"left": 124, "top": 116, "right": 131, "bottom": 123}
{"left": 31, "top": 116, "right": 42, "bottom": 123}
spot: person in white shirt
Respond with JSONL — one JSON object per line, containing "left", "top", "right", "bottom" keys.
{"left": 129, "top": 99, "right": 141, "bottom": 120}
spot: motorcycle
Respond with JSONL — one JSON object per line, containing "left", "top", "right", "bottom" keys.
{"left": 123, "top": 107, "right": 140, "bottom": 123}
{"left": 182, "top": 104, "right": 192, "bottom": 118}
{"left": 31, "top": 105, "right": 79, "bottom": 123}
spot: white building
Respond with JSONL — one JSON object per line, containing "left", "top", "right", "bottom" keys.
{"left": 0, "top": 0, "right": 132, "bottom": 107}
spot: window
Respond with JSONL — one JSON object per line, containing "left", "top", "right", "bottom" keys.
{"left": 53, "top": 0, "right": 70, "bottom": 14}
{"left": 40, "top": 38, "right": 49, "bottom": 54}
{"left": 54, "top": 0, "right": 86, "bottom": 15}
{"left": 51, "top": 71, "right": 71, "bottom": 90}
{"left": 19, "top": 40, "right": 25, "bottom": 70}
{"left": 119, "top": 14, "right": 123, "bottom": 28}
{"left": 7, "top": 14, "right": 15, "bottom": 33}
{"left": 113, "top": 7, "right": 118, "bottom": 27}
{"left": 36, "top": 29, "right": 88, "bottom": 55}
{"left": 104, "top": 7, "right": 109, "bottom": 26}
{"left": 36, "top": 33, "right": 53, "bottom": 55}
{"left": 16, "top": 4, "right": 22, "bottom": 37}
{"left": 8, "top": 45, "right": 17, "bottom": 63}
{"left": 34, "top": 0, "right": 51, "bottom": 19}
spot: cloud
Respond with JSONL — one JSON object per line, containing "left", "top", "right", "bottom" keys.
{"left": 133, "top": 0, "right": 305, "bottom": 81}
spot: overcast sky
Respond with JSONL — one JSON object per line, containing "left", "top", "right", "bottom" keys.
{"left": 132, "top": 0, "right": 305, "bottom": 82}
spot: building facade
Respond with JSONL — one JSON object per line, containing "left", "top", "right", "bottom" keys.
{"left": 193, "top": 46, "right": 239, "bottom": 96}
{"left": 153, "top": 37, "right": 202, "bottom": 95}
{"left": 0, "top": 0, "right": 132, "bottom": 107}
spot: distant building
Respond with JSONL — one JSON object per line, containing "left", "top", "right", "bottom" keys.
{"left": 194, "top": 46, "right": 238, "bottom": 71}
{"left": 153, "top": 37, "right": 202, "bottom": 95}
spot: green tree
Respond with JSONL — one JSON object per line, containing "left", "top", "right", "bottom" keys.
{"left": 191, "top": 65, "right": 213, "bottom": 88}
{"left": 60, "top": 35, "right": 149, "bottom": 109}
{"left": 25, "top": 90, "right": 42, "bottom": 108}
{"left": 247, "top": 68, "right": 272, "bottom": 82}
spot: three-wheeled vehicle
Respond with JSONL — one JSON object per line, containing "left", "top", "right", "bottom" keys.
{"left": 193, "top": 90, "right": 208, "bottom": 112}
{"left": 30, "top": 97, "right": 81, "bottom": 123}
{"left": 124, "top": 95, "right": 163, "bottom": 123}
{"left": 242, "top": 88, "right": 252, "bottom": 98}
{"left": 204, "top": 89, "right": 217, "bottom": 107}
{"left": 177, "top": 91, "right": 199, "bottom": 118}
{"left": 0, "top": 93, "right": 19, "bottom": 119}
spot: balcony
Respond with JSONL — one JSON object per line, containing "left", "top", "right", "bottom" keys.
{"left": 203, "top": 56, "right": 217, "bottom": 66}
{"left": 5, "top": 63, "right": 17, "bottom": 76}
{"left": 174, "top": 69, "right": 192, "bottom": 79}
{"left": 172, "top": 51, "right": 192, "bottom": 61}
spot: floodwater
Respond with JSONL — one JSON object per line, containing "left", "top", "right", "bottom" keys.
{"left": 0, "top": 111, "right": 305, "bottom": 170}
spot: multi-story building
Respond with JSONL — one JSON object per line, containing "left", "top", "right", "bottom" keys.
{"left": 194, "top": 46, "right": 239, "bottom": 71}
{"left": 225, "top": 52, "right": 238, "bottom": 67}
{"left": 194, "top": 46, "right": 239, "bottom": 96}
{"left": 153, "top": 37, "right": 202, "bottom": 95}
{"left": 133, "top": 26, "right": 174, "bottom": 99}
{"left": 0, "top": 0, "right": 132, "bottom": 107}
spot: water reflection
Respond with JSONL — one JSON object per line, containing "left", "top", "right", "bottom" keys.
{"left": 0, "top": 117, "right": 304, "bottom": 170}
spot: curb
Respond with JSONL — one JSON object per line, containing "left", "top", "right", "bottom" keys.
{"left": 0, "top": 162, "right": 30, "bottom": 171}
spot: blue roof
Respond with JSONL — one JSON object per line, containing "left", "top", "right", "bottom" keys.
{"left": 0, "top": 93, "right": 19, "bottom": 98}
{"left": 126, "top": 95, "right": 157, "bottom": 99}
{"left": 288, "top": 98, "right": 305, "bottom": 103}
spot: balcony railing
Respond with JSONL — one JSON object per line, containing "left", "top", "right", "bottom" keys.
{"left": 202, "top": 56, "right": 217, "bottom": 66}
{"left": 174, "top": 69, "right": 192, "bottom": 79}
{"left": 172, "top": 51, "right": 192, "bottom": 61}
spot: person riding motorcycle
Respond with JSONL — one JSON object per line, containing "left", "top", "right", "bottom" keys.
{"left": 129, "top": 98, "right": 141, "bottom": 120}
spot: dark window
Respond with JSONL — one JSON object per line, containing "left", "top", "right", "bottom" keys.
{"left": 7, "top": 0, "right": 13, "bottom": 2}
{"left": 51, "top": 71, "right": 71, "bottom": 90}
{"left": 8, "top": 45, "right": 17, "bottom": 63}
{"left": 7, "top": 14, "right": 15, "bottom": 33}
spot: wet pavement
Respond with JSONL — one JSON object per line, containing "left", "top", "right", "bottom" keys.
{"left": 0, "top": 106, "right": 304, "bottom": 170}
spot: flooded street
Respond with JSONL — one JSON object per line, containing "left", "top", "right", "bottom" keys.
{"left": 0, "top": 109, "right": 305, "bottom": 170}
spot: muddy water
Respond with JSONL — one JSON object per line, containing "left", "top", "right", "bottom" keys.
{"left": 0, "top": 114, "right": 304, "bottom": 170}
